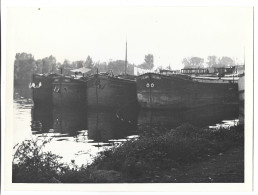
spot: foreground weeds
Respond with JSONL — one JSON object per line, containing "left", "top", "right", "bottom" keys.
{"left": 12, "top": 123, "right": 244, "bottom": 183}
{"left": 12, "top": 137, "right": 67, "bottom": 183}
{"left": 90, "top": 123, "right": 244, "bottom": 181}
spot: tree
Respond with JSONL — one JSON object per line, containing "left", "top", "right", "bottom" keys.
{"left": 218, "top": 56, "right": 235, "bottom": 67}
{"left": 107, "top": 60, "right": 134, "bottom": 75}
{"left": 42, "top": 55, "right": 57, "bottom": 73}
{"left": 14, "top": 53, "right": 36, "bottom": 81}
{"left": 35, "top": 59, "right": 43, "bottom": 74}
{"left": 138, "top": 54, "right": 154, "bottom": 70}
{"left": 182, "top": 57, "right": 204, "bottom": 68}
{"left": 207, "top": 56, "right": 218, "bottom": 68}
{"left": 75, "top": 60, "right": 84, "bottom": 68}
{"left": 56, "top": 62, "right": 62, "bottom": 73}
{"left": 62, "top": 59, "right": 72, "bottom": 69}
{"left": 71, "top": 61, "right": 83, "bottom": 70}
{"left": 182, "top": 57, "right": 191, "bottom": 68}
{"left": 95, "top": 61, "right": 108, "bottom": 73}
{"left": 85, "top": 56, "right": 94, "bottom": 69}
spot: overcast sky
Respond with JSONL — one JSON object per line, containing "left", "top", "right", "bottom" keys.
{"left": 7, "top": 6, "right": 252, "bottom": 69}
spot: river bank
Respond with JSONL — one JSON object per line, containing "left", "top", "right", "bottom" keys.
{"left": 12, "top": 123, "right": 244, "bottom": 183}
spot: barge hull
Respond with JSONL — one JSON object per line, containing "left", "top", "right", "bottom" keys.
{"left": 87, "top": 75, "right": 137, "bottom": 109}
{"left": 32, "top": 74, "right": 57, "bottom": 107}
{"left": 137, "top": 73, "right": 238, "bottom": 109}
{"left": 52, "top": 77, "right": 87, "bottom": 108}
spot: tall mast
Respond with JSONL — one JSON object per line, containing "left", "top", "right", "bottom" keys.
{"left": 125, "top": 40, "right": 127, "bottom": 74}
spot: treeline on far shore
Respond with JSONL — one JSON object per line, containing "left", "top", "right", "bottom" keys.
{"left": 13, "top": 52, "right": 240, "bottom": 86}
{"left": 13, "top": 52, "right": 155, "bottom": 85}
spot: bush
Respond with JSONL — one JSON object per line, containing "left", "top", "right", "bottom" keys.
{"left": 90, "top": 123, "right": 244, "bottom": 180}
{"left": 12, "top": 136, "right": 67, "bottom": 183}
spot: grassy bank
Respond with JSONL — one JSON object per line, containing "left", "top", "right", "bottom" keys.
{"left": 12, "top": 123, "right": 244, "bottom": 183}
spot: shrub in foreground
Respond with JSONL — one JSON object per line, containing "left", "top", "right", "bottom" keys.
{"left": 90, "top": 123, "right": 244, "bottom": 179}
{"left": 12, "top": 137, "right": 68, "bottom": 183}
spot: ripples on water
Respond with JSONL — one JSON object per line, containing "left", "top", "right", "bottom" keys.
{"left": 13, "top": 87, "right": 239, "bottom": 166}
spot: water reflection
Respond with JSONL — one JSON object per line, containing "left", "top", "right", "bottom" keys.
{"left": 138, "top": 104, "right": 239, "bottom": 129}
{"left": 14, "top": 84, "right": 32, "bottom": 100}
{"left": 31, "top": 106, "right": 53, "bottom": 134}
{"left": 53, "top": 108, "right": 87, "bottom": 137}
{"left": 31, "top": 106, "right": 139, "bottom": 145}
{"left": 87, "top": 108, "right": 138, "bottom": 147}
{"left": 30, "top": 103, "right": 238, "bottom": 146}
{"left": 14, "top": 86, "right": 239, "bottom": 165}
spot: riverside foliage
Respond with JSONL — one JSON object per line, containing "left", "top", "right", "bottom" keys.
{"left": 12, "top": 123, "right": 244, "bottom": 183}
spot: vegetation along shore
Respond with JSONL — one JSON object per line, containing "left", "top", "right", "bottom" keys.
{"left": 12, "top": 123, "right": 244, "bottom": 183}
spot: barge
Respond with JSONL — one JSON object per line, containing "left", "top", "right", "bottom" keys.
{"left": 86, "top": 72, "right": 137, "bottom": 109}
{"left": 31, "top": 73, "right": 61, "bottom": 107}
{"left": 136, "top": 68, "right": 239, "bottom": 109}
{"left": 52, "top": 76, "right": 87, "bottom": 108}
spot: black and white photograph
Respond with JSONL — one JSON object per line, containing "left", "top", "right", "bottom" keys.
{"left": 1, "top": 0, "right": 255, "bottom": 192}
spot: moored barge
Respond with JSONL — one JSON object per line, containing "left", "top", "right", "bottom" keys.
{"left": 31, "top": 73, "right": 61, "bottom": 107}
{"left": 52, "top": 76, "right": 87, "bottom": 108}
{"left": 136, "top": 69, "right": 239, "bottom": 109}
{"left": 86, "top": 72, "right": 137, "bottom": 109}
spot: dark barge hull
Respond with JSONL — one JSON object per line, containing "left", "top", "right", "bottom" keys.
{"left": 32, "top": 74, "right": 60, "bottom": 107}
{"left": 86, "top": 74, "right": 137, "bottom": 109}
{"left": 52, "top": 76, "right": 87, "bottom": 108}
{"left": 136, "top": 73, "right": 239, "bottom": 109}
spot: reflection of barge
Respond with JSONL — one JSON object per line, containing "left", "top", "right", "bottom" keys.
{"left": 53, "top": 108, "right": 87, "bottom": 136}
{"left": 86, "top": 72, "right": 137, "bottom": 108}
{"left": 87, "top": 109, "right": 137, "bottom": 143}
{"left": 52, "top": 76, "right": 87, "bottom": 108}
{"left": 138, "top": 104, "right": 238, "bottom": 128}
{"left": 31, "top": 106, "right": 53, "bottom": 134}
{"left": 136, "top": 69, "right": 239, "bottom": 109}
{"left": 31, "top": 73, "right": 61, "bottom": 107}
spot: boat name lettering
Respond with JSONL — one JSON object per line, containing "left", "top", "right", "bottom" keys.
{"left": 146, "top": 83, "right": 155, "bottom": 88}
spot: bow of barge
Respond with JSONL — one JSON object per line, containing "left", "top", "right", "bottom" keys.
{"left": 86, "top": 73, "right": 137, "bottom": 109}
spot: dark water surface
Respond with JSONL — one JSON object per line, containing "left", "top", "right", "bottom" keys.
{"left": 13, "top": 87, "right": 239, "bottom": 166}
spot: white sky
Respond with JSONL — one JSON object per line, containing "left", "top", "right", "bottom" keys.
{"left": 7, "top": 6, "right": 252, "bottom": 69}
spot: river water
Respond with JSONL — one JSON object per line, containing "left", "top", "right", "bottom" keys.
{"left": 13, "top": 86, "right": 239, "bottom": 166}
